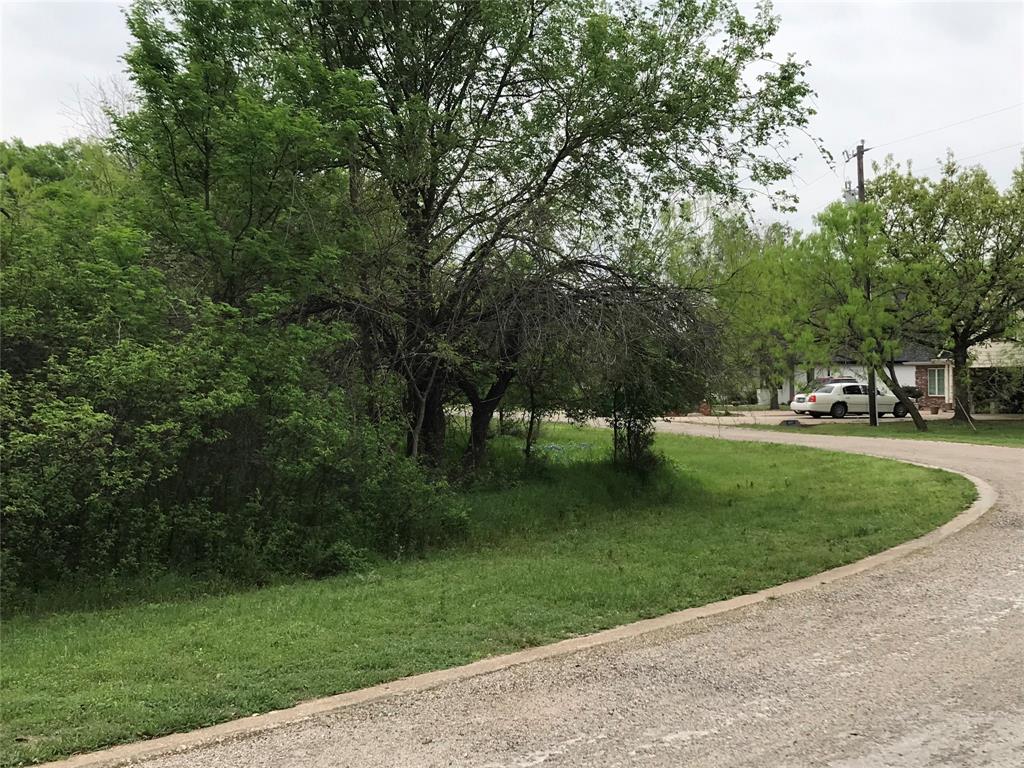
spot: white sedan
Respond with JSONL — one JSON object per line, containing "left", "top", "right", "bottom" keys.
{"left": 791, "top": 383, "right": 908, "bottom": 419}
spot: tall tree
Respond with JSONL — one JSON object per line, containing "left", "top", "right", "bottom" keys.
{"left": 799, "top": 201, "right": 929, "bottom": 430}
{"left": 119, "top": 0, "right": 367, "bottom": 306}
{"left": 120, "top": 0, "right": 816, "bottom": 467}
{"left": 703, "top": 217, "right": 809, "bottom": 408}
{"left": 870, "top": 157, "right": 1024, "bottom": 421}
{"left": 659, "top": 205, "right": 815, "bottom": 409}
{"left": 296, "top": 0, "right": 816, "bottom": 463}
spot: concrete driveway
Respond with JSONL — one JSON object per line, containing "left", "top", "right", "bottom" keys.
{"left": 666, "top": 409, "right": 1022, "bottom": 427}
{"left": 79, "top": 426, "right": 1024, "bottom": 768}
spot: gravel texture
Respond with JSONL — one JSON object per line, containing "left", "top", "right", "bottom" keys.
{"left": 137, "top": 426, "right": 1024, "bottom": 768}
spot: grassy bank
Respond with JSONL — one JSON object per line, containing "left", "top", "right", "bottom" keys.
{"left": 0, "top": 426, "right": 976, "bottom": 765}
{"left": 751, "top": 418, "right": 1024, "bottom": 447}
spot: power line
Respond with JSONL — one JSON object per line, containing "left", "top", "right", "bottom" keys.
{"left": 795, "top": 103, "right": 1022, "bottom": 194}
{"left": 871, "top": 102, "right": 1024, "bottom": 152}
{"left": 950, "top": 140, "right": 1024, "bottom": 164}
{"left": 800, "top": 166, "right": 838, "bottom": 189}
{"left": 913, "top": 141, "right": 1024, "bottom": 175}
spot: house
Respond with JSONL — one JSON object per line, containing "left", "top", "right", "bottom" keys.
{"left": 967, "top": 340, "right": 1024, "bottom": 413}
{"left": 904, "top": 350, "right": 953, "bottom": 411}
{"left": 758, "top": 342, "right": 930, "bottom": 406}
{"left": 758, "top": 340, "right": 1024, "bottom": 412}
{"left": 906, "top": 340, "right": 1024, "bottom": 412}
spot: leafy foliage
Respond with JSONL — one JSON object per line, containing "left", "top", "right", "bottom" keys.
{"left": 2, "top": 0, "right": 820, "bottom": 601}
{"left": 0, "top": 140, "right": 465, "bottom": 606}
{"left": 869, "top": 158, "right": 1024, "bottom": 420}
{"left": 285, "top": 0, "right": 815, "bottom": 464}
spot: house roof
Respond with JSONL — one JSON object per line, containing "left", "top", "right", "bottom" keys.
{"left": 893, "top": 341, "right": 946, "bottom": 363}
{"left": 831, "top": 341, "right": 942, "bottom": 364}
{"left": 825, "top": 340, "right": 1024, "bottom": 367}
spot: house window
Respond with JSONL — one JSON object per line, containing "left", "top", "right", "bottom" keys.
{"left": 927, "top": 367, "right": 946, "bottom": 397}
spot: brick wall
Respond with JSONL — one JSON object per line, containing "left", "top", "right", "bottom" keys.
{"left": 915, "top": 365, "right": 951, "bottom": 411}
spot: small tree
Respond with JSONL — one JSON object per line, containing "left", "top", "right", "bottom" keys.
{"left": 572, "top": 277, "right": 718, "bottom": 470}
{"left": 799, "top": 201, "right": 929, "bottom": 430}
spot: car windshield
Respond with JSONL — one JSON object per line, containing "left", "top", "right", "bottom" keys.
{"left": 814, "top": 385, "right": 834, "bottom": 393}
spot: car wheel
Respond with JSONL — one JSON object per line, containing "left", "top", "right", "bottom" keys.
{"left": 893, "top": 403, "right": 908, "bottom": 418}
{"left": 811, "top": 413, "right": 822, "bottom": 419}
{"left": 830, "top": 402, "right": 848, "bottom": 419}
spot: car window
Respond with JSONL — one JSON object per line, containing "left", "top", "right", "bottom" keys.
{"left": 814, "top": 385, "right": 834, "bottom": 394}
{"left": 842, "top": 385, "right": 861, "bottom": 395}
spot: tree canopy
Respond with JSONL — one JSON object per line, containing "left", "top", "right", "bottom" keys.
{"left": 1, "top": 0, "right": 819, "bottom": 603}
{"left": 869, "top": 158, "right": 1024, "bottom": 420}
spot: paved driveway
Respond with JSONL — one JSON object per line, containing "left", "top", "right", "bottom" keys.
{"left": 134, "top": 426, "right": 1024, "bottom": 768}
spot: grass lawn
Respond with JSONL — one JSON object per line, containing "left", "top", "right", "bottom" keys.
{"left": 749, "top": 417, "right": 1024, "bottom": 447}
{"left": 0, "top": 426, "right": 976, "bottom": 766}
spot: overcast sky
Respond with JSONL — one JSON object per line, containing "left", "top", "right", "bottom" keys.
{"left": 2, "top": 0, "right": 1022, "bottom": 230}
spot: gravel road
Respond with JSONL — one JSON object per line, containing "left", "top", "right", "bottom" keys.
{"left": 138, "top": 426, "right": 1024, "bottom": 768}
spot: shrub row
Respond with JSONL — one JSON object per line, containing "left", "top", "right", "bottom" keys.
{"left": 0, "top": 314, "right": 467, "bottom": 606}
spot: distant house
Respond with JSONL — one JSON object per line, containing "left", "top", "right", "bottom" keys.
{"left": 971, "top": 340, "right": 1024, "bottom": 368}
{"left": 758, "top": 340, "right": 1024, "bottom": 412}
{"left": 758, "top": 342, "right": 931, "bottom": 407}
{"left": 897, "top": 345, "right": 953, "bottom": 411}
{"left": 967, "top": 340, "right": 1024, "bottom": 413}
{"left": 905, "top": 340, "right": 1024, "bottom": 412}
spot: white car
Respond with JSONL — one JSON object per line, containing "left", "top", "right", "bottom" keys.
{"left": 789, "top": 377, "right": 857, "bottom": 414}
{"left": 791, "top": 383, "right": 908, "bottom": 419}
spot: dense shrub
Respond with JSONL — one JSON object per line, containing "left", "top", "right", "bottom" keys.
{"left": 0, "top": 310, "right": 467, "bottom": 605}
{"left": 0, "top": 142, "right": 466, "bottom": 607}
{"left": 900, "top": 385, "right": 924, "bottom": 400}
{"left": 971, "top": 366, "right": 1024, "bottom": 414}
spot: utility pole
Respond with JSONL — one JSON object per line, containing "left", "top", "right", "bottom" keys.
{"left": 854, "top": 139, "right": 879, "bottom": 427}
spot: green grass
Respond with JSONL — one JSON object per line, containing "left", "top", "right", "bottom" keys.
{"left": 0, "top": 426, "right": 977, "bottom": 766}
{"left": 750, "top": 417, "right": 1024, "bottom": 447}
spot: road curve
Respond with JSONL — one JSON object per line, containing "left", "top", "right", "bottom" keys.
{"left": 72, "top": 427, "right": 1024, "bottom": 767}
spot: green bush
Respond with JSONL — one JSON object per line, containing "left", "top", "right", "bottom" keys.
{"left": 0, "top": 311, "right": 467, "bottom": 605}
{"left": 971, "top": 366, "right": 1024, "bottom": 414}
{"left": 0, "top": 142, "right": 466, "bottom": 608}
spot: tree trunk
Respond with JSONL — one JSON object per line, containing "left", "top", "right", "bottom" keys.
{"left": 461, "top": 371, "right": 515, "bottom": 470}
{"left": 769, "top": 382, "right": 780, "bottom": 410}
{"left": 787, "top": 369, "right": 796, "bottom": 405}
{"left": 420, "top": 384, "right": 447, "bottom": 463}
{"left": 465, "top": 401, "right": 497, "bottom": 469}
{"left": 611, "top": 389, "right": 621, "bottom": 464}
{"left": 951, "top": 344, "right": 972, "bottom": 422}
{"left": 407, "top": 374, "right": 447, "bottom": 464}
{"left": 880, "top": 361, "right": 927, "bottom": 432}
{"left": 357, "top": 317, "right": 383, "bottom": 424}
{"left": 525, "top": 385, "right": 538, "bottom": 459}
